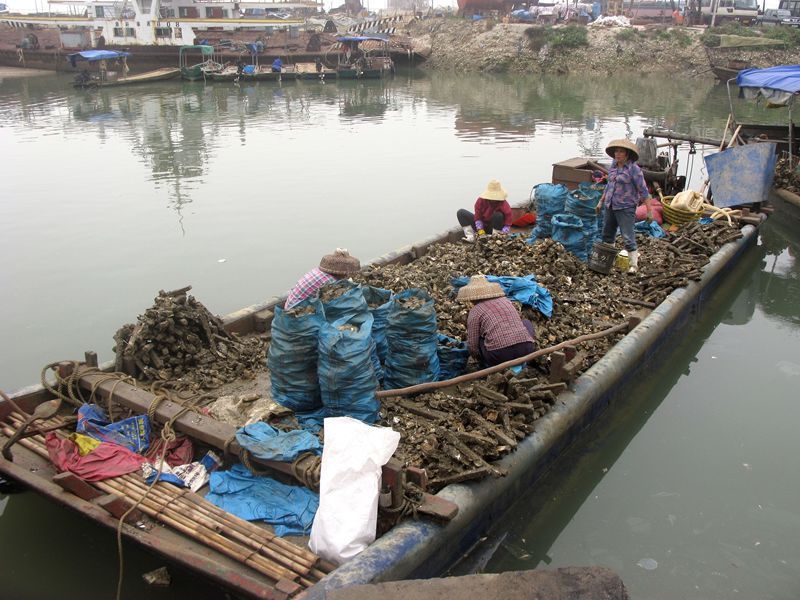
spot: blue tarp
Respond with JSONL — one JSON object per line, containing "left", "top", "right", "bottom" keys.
{"left": 737, "top": 65, "right": 800, "bottom": 106}
{"left": 336, "top": 35, "right": 388, "bottom": 43}
{"left": 634, "top": 220, "right": 667, "bottom": 238}
{"left": 705, "top": 142, "right": 778, "bottom": 207}
{"left": 206, "top": 464, "right": 318, "bottom": 537}
{"left": 451, "top": 275, "right": 553, "bottom": 318}
{"left": 67, "top": 50, "right": 131, "bottom": 67}
{"left": 737, "top": 65, "right": 800, "bottom": 95}
{"left": 236, "top": 422, "right": 322, "bottom": 462}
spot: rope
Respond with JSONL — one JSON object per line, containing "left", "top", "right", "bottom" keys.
{"left": 115, "top": 393, "right": 190, "bottom": 600}
{"left": 291, "top": 453, "right": 321, "bottom": 492}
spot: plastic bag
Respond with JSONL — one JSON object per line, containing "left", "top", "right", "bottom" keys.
{"left": 383, "top": 289, "right": 440, "bottom": 390}
{"left": 318, "top": 313, "right": 380, "bottom": 424}
{"left": 437, "top": 333, "right": 469, "bottom": 380}
{"left": 362, "top": 285, "right": 393, "bottom": 366}
{"left": 268, "top": 298, "right": 324, "bottom": 412}
{"left": 309, "top": 417, "right": 400, "bottom": 564}
{"left": 76, "top": 404, "right": 151, "bottom": 453}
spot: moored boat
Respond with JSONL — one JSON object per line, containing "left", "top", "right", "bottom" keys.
{"left": 0, "top": 176, "right": 768, "bottom": 598}
{"left": 179, "top": 44, "right": 223, "bottom": 81}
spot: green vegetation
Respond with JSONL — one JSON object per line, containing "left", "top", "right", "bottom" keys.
{"left": 762, "top": 25, "right": 800, "bottom": 46}
{"left": 615, "top": 28, "right": 640, "bottom": 42}
{"left": 525, "top": 25, "right": 589, "bottom": 51}
{"left": 669, "top": 28, "right": 694, "bottom": 47}
{"left": 700, "top": 21, "right": 800, "bottom": 48}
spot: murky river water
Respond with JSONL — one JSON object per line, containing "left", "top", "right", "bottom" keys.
{"left": 0, "top": 67, "right": 797, "bottom": 599}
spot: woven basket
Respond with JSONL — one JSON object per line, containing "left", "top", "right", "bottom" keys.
{"left": 661, "top": 196, "right": 702, "bottom": 226}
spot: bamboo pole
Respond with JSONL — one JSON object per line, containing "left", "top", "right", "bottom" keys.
{"left": 1, "top": 418, "right": 332, "bottom": 577}
{"left": 108, "top": 477, "right": 316, "bottom": 577}
{"left": 119, "top": 475, "right": 323, "bottom": 573}
{"left": 97, "top": 479, "right": 301, "bottom": 584}
{"left": 377, "top": 322, "right": 631, "bottom": 399}
{"left": 98, "top": 478, "right": 312, "bottom": 586}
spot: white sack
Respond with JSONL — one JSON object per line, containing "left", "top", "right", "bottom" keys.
{"left": 309, "top": 416, "right": 401, "bottom": 564}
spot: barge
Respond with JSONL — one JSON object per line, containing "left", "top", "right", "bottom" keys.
{"left": 0, "top": 206, "right": 766, "bottom": 598}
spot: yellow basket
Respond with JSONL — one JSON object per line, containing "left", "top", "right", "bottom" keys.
{"left": 661, "top": 196, "right": 702, "bottom": 226}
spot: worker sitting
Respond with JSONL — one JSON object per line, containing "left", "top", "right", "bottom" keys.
{"left": 457, "top": 275, "right": 536, "bottom": 368}
{"left": 285, "top": 249, "right": 360, "bottom": 309}
{"left": 271, "top": 57, "right": 283, "bottom": 73}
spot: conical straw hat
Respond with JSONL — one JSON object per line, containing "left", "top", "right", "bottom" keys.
{"left": 456, "top": 275, "right": 505, "bottom": 302}
{"left": 605, "top": 138, "right": 640, "bottom": 162}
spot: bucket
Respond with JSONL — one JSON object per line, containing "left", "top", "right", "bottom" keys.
{"left": 588, "top": 241, "right": 617, "bottom": 274}
{"left": 615, "top": 249, "right": 630, "bottom": 272}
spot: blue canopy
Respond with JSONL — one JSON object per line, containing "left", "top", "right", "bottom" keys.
{"left": 67, "top": 50, "right": 131, "bottom": 64}
{"left": 736, "top": 65, "right": 800, "bottom": 106}
{"left": 336, "top": 35, "right": 388, "bottom": 43}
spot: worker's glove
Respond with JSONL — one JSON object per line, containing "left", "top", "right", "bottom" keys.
{"left": 474, "top": 220, "right": 484, "bottom": 231}
{"left": 646, "top": 210, "right": 654, "bottom": 224}
{"left": 477, "top": 229, "right": 486, "bottom": 236}
{"left": 595, "top": 202, "right": 603, "bottom": 215}
{"left": 501, "top": 226, "right": 511, "bottom": 234}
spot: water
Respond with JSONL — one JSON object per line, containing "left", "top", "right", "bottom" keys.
{"left": 0, "top": 67, "right": 796, "bottom": 598}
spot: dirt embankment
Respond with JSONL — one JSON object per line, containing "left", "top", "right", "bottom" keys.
{"left": 407, "top": 19, "right": 800, "bottom": 75}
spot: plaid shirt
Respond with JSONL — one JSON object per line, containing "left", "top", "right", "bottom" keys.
{"left": 285, "top": 267, "right": 336, "bottom": 309}
{"left": 467, "top": 297, "right": 533, "bottom": 356}
{"left": 602, "top": 160, "right": 649, "bottom": 210}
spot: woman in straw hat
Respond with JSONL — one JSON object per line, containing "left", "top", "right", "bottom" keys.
{"left": 285, "top": 248, "right": 360, "bottom": 309}
{"left": 456, "top": 179, "right": 513, "bottom": 243}
{"left": 457, "top": 275, "right": 535, "bottom": 367}
{"left": 595, "top": 138, "right": 653, "bottom": 274}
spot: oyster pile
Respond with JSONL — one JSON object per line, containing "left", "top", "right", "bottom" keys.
{"left": 381, "top": 370, "right": 561, "bottom": 493}
{"left": 112, "top": 290, "right": 266, "bottom": 391}
{"left": 773, "top": 156, "right": 800, "bottom": 194}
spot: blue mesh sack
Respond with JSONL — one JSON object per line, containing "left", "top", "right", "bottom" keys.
{"left": 566, "top": 183, "right": 604, "bottom": 258}
{"left": 437, "top": 334, "right": 469, "bottom": 381}
{"left": 384, "top": 289, "right": 440, "bottom": 390}
{"left": 528, "top": 183, "right": 569, "bottom": 241}
{"left": 267, "top": 298, "right": 324, "bottom": 412}
{"left": 552, "top": 213, "right": 588, "bottom": 262}
{"left": 318, "top": 279, "right": 368, "bottom": 323}
{"left": 318, "top": 313, "right": 380, "bottom": 424}
{"left": 362, "top": 285, "right": 393, "bottom": 365}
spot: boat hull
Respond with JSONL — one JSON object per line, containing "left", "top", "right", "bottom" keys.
{"left": 303, "top": 221, "right": 763, "bottom": 596}
{"left": 0, "top": 205, "right": 766, "bottom": 598}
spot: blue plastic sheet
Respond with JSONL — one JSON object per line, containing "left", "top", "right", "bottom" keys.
{"left": 318, "top": 313, "right": 380, "bottom": 423}
{"left": 362, "top": 286, "right": 392, "bottom": 365}
{"left": 236, "top": 422, "right": 322, "bottom": 462}
{"left": 76, "top": 404, "right": 151, "bottom": 453}
{"left": 705, "top": 143, "right": 778, "bottom": 208}
{"left": 268, "top": 298, "right": 324, "bottom": 412}
{"left": 206, "top": 464, "right": 318, "bottom": 537}
{"left": 436, "top": 334, "right": 470, "bottom": 380}
{"left": 634, "top": 220, "right": 667, "bottom": 238}
{"left": 451, "top": 275, "right": 553, "bottom": 318}
{"left": 383, "top": 289, "right": 440, "bottom": 390}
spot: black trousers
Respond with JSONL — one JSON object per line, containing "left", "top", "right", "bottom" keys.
{"left": 457, "top": 209, "right": 505, "bottom": 234}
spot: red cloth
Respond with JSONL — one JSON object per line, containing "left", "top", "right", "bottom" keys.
{"left": 467, "top": 297, "right": 534, "bottom": 356}
{"left": 635, "top": 198, "right": 663, "bottom": 224}
{"left": 144, "top": 436, "right": 194, "bottom": 467}
{"left": 512, "top": 212, "right": 536, "bottom": 227}
{"left": 46, "top": 432, "right": 146, "bottom": 482}
{"left": 474, "top": 197, "right": 513, "bottom": 228}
